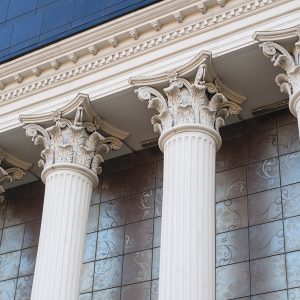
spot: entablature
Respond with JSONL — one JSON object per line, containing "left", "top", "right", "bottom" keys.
{"left": 0, "top": 0, "right": 294, "bottom": 123}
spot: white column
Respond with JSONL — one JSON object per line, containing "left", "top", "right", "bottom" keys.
{"left": 30, "top": 164, "right": 97, "bottom": 300}
{"left": 22, "top": 100, "right": 122, "bottom": 300}
{"left": 292, "top": 92, "right": 300, "bottom": 139}
{"left": 159, "top": 125, "right": 220, "bottom": 300}
{"left": 134, "top": 61, "right": 241, "bottom": 300}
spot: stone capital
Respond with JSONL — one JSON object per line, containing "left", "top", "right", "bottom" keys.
{"left": 254, "top": 26, "right": 300, "bottom": 116}
{"left": 130, "top": 51, "right": 245, "bottom": 151}
{"left": 20, "top": 94, "right": 126, "bottom": 179}
{"left": 0, "top": 149, "right": 31, "bottom": 202}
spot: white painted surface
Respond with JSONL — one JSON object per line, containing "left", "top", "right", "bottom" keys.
{"left": 31, "top": 163, "right": 97, "bottom": 300}
{"left": 158, "top": 125, "right": 219, "bottom": 300}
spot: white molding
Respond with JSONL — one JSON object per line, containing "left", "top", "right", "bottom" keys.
{"left": 0, "top": 0, "right": 288, "bottom": 105}
{"left": 0, "top": 0, "right": 298, "bottom": 133}
{"left": 0, "top": 0, "right": 197, "bottom": 75}
{"left": 253, "top": 24, "right": 300, "bottom": 41}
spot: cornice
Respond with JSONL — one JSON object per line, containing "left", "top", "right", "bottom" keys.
{"left": 0, "top": 0, "right": 196, "bottom": 75}
{"left": 253, "top": 24, "right": 300, "bottom": 41}
{"left": 0, "top": 0, "right": 287, "bottom": 106}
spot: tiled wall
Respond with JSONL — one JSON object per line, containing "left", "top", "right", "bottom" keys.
{"left": 79, "top": 147, "right": 163, "bottom": 300}
{"left": 0, "top": 181, "right": 43, "bottom": 299}
{"left": 1, "top": 109, "right": 300, "bottom": 299}
{"left": 0, "top": 0, "right": 160, "bottom": 63}
{"left": 216, "top": 109, "right": 300, "bottom": 299}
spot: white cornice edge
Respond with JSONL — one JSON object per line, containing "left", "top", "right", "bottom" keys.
{"left": 0, "top": 0, "right": 287, "bottom": 106}
{"left": 0, "top": 0, "right": 197, "bottom": 74}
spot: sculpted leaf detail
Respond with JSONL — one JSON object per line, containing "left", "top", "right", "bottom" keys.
{"left": 0, "top": 166, "right": 25, "bottom": 203}
{"left": 135, "top": 64, "right": 241, "bottom": 133}
{"left": 260, "top": 41, "right": 300, "bottom": 99}
{"left": 136, "top": 86, "right": 171, "bottom": 134}
{"left": 24, "top": 106, "right": 123, "bottom": 175}
{"left": 260, "top": 42, "right": 296, "bottom": 73}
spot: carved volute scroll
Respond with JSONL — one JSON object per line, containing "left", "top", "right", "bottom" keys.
{"left": 254, "top": 26, "right": 300, "bottom": 115}
{"left": 20, "top": 94, "right": 125, "bottom": 176}
{"left": 259, "top": 41, "right": 300, "bottom": 98}
{"left": 0, "top": 148, "right": 30, "bottom": 202}
{"left": 130, "top": 52, "right": 244, "bottom": 136}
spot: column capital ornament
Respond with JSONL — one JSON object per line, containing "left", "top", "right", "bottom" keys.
{"left": 130, "top": 51, "right": 245, "bottom": 149}
{"left": 0, "top": 149, "right": 31, "bottom": 202}
{"left": 20, "top": 94, "right": 126, "bottom": 176}
{"left": 254, "top": 26, "right": 300, "bottom": 116}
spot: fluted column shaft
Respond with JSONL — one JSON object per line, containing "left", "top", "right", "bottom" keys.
{"left": 159, "top": 124, "right": 220, "bottom": 300}
{"left": 290, "top": 91, "right": 300, "bottom": 140}
{"left": 31, "top": 163, "right": 98, "bottom": 300}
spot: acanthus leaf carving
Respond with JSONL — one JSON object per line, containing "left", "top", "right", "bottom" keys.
{"left": 0, "top": 152, "right": 27, "bottom": 202}
{"left": 0, "top": 148, "right": 31, "bottom": 203}
{"left": 259, "top": 41, "right": 300, "bottom": 100}
{"left": 24, "top": 104, "right": 123, "bottom": 176}
{"left": 135, "top": 63, "right": 241, "bottom": 135}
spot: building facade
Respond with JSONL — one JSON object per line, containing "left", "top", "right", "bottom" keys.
{"left": 1, "top": 0, "right": 300, "bottom": 299}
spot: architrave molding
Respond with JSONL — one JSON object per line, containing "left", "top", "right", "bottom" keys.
{"left": 0, "top": 0, "right": 288, "bottom": 106}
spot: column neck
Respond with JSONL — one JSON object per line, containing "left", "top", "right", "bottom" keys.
{"left": 158, "top": 123, "right": 221, "bottom": 152}
{"left": 41, "top": 163, "right": 99, "bottom": 187}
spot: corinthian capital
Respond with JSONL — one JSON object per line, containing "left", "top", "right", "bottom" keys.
{"left": 254, "top": 26, "right": 300, "bottom": 115}
{"left": 20, "top": 94, "right": 128, "bottom": 176}
{"left": 130, "top": 51, "right": 245, "bottom": 137}
{"left": 0, "top": 149, "right": 31, "bottom": 202}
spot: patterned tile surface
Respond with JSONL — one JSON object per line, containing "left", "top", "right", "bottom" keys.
{"left": 1, "top": 111, "right": 300, "bottom": 299}
{"left": 215, "top": 109, "right": 299, "bottom": 299}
